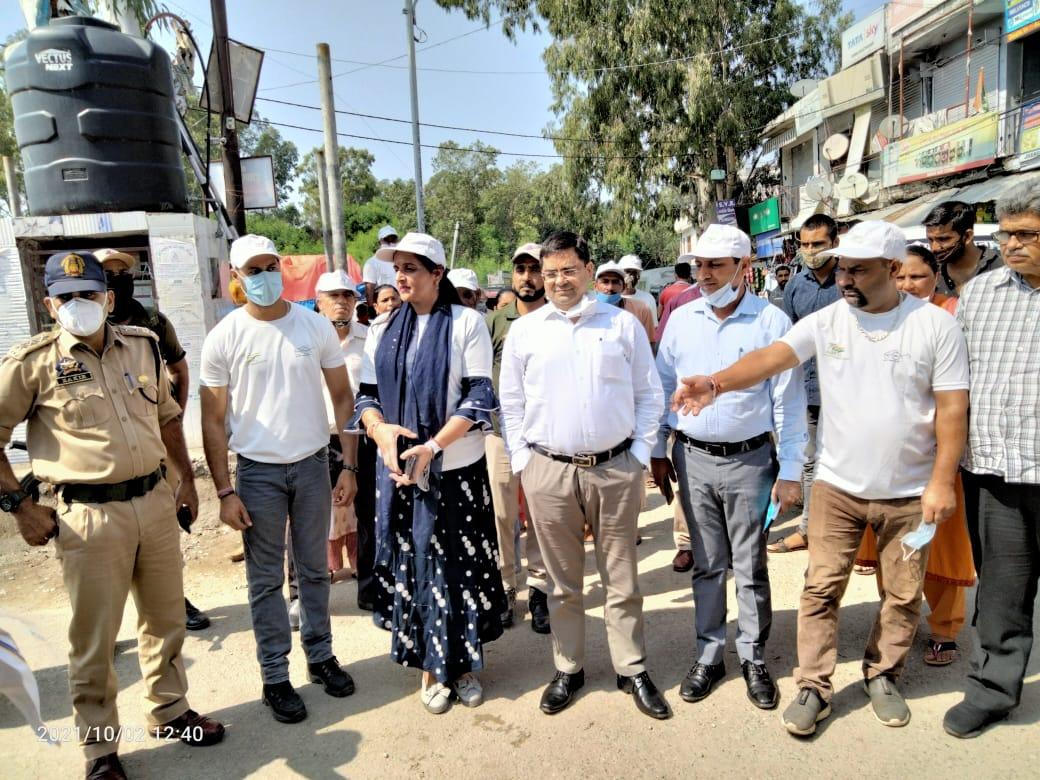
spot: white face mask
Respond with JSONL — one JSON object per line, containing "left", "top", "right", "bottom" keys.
{"left": 704, "top": 263, "right": 744, "bottom": 309}
{"left": 55, "top": 297, "right": 107, "bottom": 337}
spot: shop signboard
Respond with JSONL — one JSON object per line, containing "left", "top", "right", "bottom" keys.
{"left": 894, "top": 112, "right": 998, "bottom": 184}
{"left": 748, "top": 197, "right": 780, "bottom": 235}
{"left": 1019, "top": 99, "right": 1040, "bottom": 170}
{"left": 1007, "top": 0, "right": 1040, "bottom": 41}
{"left": 841, "top": 7, "right": 886, "bottom": 69}
{"left": 716, "top": 199, "right": 738, "bottom": 226}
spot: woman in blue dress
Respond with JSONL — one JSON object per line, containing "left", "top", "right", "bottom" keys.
{"left": 352, "top": 232, "right": 505, "bottom": 713}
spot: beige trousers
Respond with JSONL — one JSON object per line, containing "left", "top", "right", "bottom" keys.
{"left": 521, "top": 449, "right": 647, "bottom": 676}
{"left": 55, "top": 479, "right": 189, "bottom": 759}
{"left": 673, "top": 502, "right": 691, "bottom": 551}
{"left": 485, "top": 433, "right": 547, "bottom": 592}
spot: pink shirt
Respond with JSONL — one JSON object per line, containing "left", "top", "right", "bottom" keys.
{"left": 655, "top": 284, "right": 702, "bottom": 341}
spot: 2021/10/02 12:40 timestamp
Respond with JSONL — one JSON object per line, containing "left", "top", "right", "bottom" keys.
{"left": 35, "top": 724, "right": 198, "bottom": 743}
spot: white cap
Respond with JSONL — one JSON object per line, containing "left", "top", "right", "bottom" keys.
{"left": 819, "top": 220, "right": 907, "bottom": 261}
{"left": 448, "top": 267, "right": 480, "bottom": 291}
{"left": 315, "top": 270, "right": 357, "bottom": 294}
{"left": 95, "top": 248, "right": 138, "bottom": 271}
{"left": 378, "top": 225, "right": 399, "bottom": 242}
{"left": 676, "top": 253, "right": 696, "bottom": 265}
{"left": 375, "top": 231, "right": 446, "bottom": 267}
{"left": 511, "top": 242, "right": 542, "bottom": 262}
{"left": 230, "top": 234, "right": 280, "bottom": 269}
{"left": 691, "top": 224, "right": 752, "bottom": 259}
{"left": 618, "top": 254, "right": 643, "bottom": 271}
{"left": 595, "top": 261, "right": 625, "bottom": 281}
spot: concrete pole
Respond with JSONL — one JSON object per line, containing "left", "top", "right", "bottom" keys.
{"left": 317, "top": 43, "right": 347, "bottom": 270}
{"left": 211, "top": 0, "right": 246, "bottom": 236}
{"left": 404, "top": 0, "right": 426, "bottom": 231}
{"left": 3, "top": 156, "right": 21, "bottom": 217}
{"left": 450, "top": 220, "right": 460, "bottom": 268}
{"left": 314, "top": 150, "right": 334, "bottom": 270}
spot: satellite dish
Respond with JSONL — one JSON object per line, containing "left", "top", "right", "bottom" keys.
{"left": 805, "top": 175, "right": 833, "bottom": 202}
{"left": 822, "top": 133, "right": 850, "bottom": 161}
{"left": 878, "top": 114, "right": 906, "bottom": 140}
{"left": 790, "top": 78, "right": 818, "bottom": 98}
{"left": 836, "top": 172, "right": 869, "bottom": 199}
{"left": 860, "top": 180, "right": 881, "bottom": 204}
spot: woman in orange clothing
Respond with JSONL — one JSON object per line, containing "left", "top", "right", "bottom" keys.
{"left": 854, "top": 245, "right": 975, "bottom": 666}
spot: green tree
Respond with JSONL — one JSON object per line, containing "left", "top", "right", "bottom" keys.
{"left": 296, "top": 146, "right": 379, "bottom": 228}
{"left": 245, "top": 213, "right": 323, "bottom": 255}
{"left": 425, "top": 141, "right": 502, "bottom": 266}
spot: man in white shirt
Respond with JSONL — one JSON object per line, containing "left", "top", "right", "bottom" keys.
{"left": 362, "top": 225, "right": 400, "bottom": 305}
{"left": 672, "top": 221, "right": 969, "bottom": 737}
{"left": 652, "top": 224, "right": 807, "bottom": 712}
{"left": 500, "top": 231, "right": 671, "bottom": 721}
{"left": 199, "top": 235, "right": 359, "bottom": 725}
{"left": 618, "top": 254, "right": 659, "bottom": 328}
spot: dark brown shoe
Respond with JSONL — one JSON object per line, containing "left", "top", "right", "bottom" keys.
{"left": 672, "top": 549, "right": 694, "bottom": 572}
{"left": 152, "top": 709, "right": 225, "bottom": 746}
{"left": 86, "top": 753, "right": 126, "bottom": 780}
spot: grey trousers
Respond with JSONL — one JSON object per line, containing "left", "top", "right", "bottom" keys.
{"left": 797, "top": 405, "right": 820, "bottom": 536}
{"left": 673, "top": 438, "right": 776, "bottom": 665}
{"left": 237, "top": 448, "right": 334, "bottom": 683}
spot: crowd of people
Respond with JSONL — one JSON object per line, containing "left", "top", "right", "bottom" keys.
{"left": 0, "top": 179, "right": 1038, "bottom": 778}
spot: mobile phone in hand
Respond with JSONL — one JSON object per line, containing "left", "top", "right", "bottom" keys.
{"left": 405, "top": 455, "right": 430, "bottom": 491}
{"left": 177, "top": 504, "right": 193, "bottom": 533}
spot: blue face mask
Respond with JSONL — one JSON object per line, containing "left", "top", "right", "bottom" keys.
{"left": 900, "top": 521, "right": 936, "bottom": 561}
{"left": 595, "top": 291, "right": 622, "bottom": 305}
{"left": 242, "top": 271, "right": 283, "bottom": 307}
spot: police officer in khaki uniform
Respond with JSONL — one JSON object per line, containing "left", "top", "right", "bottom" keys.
{"left": 0, "top": 252, "right": 224, "bottom": 780}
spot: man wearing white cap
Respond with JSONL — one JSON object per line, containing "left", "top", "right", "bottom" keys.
{"left": 199, "top": 235, "right": 359, "bottom": 724}
{"left": 594, "top": 261, "right": 656, "bottom": 345}
{"left": 617, "top": 254, "right": 658, "bottom": 328}
{"left": 652, "top": 224, "right": 807, "bottom": 712}
{"left": 448, "top": 267, "right": 481, "bottom": 309}
{"left": 672, "top": 221, "right": 970, "bottom": 736}
{"left": 363, "top": 226, "right": 400, "bottom": 306}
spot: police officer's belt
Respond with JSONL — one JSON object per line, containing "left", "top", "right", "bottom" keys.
{"left": 675, "top": 431, "right": 770, "bottom": 457}
{"left": 60, "top": 466, "right": 165, "bottom": 505}
{"left": 529, "top": 439, "right": 632, "bottom": 468}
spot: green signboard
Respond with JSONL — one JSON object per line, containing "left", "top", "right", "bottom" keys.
{"left": 748, "top": 197, "right": 780, "bottom": 236}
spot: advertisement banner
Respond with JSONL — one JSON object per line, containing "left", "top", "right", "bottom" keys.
{"left": 888, "top": 0, "right": 942, "bottom": 33}
{"left": 716, "top": 199, "right": 738, "bottom": 226}
{"left": 895, "top": 112, "right": 998, "bottom": 184}
{"left": 1007, "top": 0, "right": 1040, "bottom": 41}
{"left": 841, "top": 7, "right": 886, "bottom": 69}
{"left": 748, "top": 197, "right": 781, "bottom": 236}
{"left": 1019, "top": 100, "right": 1040, "bottom": 170}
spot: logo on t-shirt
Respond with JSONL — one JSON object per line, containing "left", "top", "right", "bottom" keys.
{"left": 244, "top": 352, "right": 266, "bottom": 367}
{"left": 295, "top": 344, "right": 314, "bottom": 358}
{"left": 882, "top": 350, "right": 908, "bottom": 363}
{"left": 824, "top": 342, "right": 848, "bottom": 360}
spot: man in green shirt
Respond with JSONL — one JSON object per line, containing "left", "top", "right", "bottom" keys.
{"left": 486, "top": 242, "right": 551, "bottom": 633}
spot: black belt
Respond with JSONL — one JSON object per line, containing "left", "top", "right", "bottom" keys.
{"left": 675, "top": 431, "right": 771, "bottom": 457}
{"left": 530, "top": 439, "right": 632, "bottom": 468}
{"left": 61, "top": 466, "right": 165, "bottom": 505}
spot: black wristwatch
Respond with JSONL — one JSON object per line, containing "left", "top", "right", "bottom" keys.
{"left": 0, "top": 489, "right": 28, "bottom": 514}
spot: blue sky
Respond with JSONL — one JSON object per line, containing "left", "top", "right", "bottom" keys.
{"left": 1, "top": 0, "right": 882, "bottom": 186}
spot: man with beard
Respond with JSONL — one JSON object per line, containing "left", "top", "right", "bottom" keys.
{"left": 768, "top": 214, "right": 842, "bottom": 555}
{"left": 486, "top": 242, "right": 551, "bottom": 632}
{"left": 672, "top": 221, "right": 969, "bottom": 736}
{"left": 924, "top": 201, "right": 1003, "bottom": 296}
{"left": 98, "top": 248, "right": 211, "bottom": 632}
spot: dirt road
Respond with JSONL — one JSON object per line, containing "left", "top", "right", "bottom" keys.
{"left": 0, "top": 482, "right": 1036, "bottom": 779}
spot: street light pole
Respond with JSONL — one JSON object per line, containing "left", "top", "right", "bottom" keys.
{"left": 210, "top": 0, "right": 246, "bottom": 236}
{"left": 404, "top": 0, "right": 426, "bottom": 232}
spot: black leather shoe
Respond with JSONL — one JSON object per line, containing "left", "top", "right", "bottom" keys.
{"left": 618, "top": 672, "right": 672, "bottom": 720}
{"left": 540, "top": 669, "right": 584, "bottom": 714}
{"left": 680, "top": 662, "right": 725, "bottom": 702}
{"left": 357, "top": 592, "right": 374, "bottom": 612}
{"left": 308, "top": 656, "right": 355, "bottom": 697}
{"left": 741, "top": 661, "right": 779, "bottom": 710}
{"left": 501, "top": 587, "right": 516, "bottom": 628}
{"left": 185, "top": 598, "right": 210, "bottom": 631}
{"left": 86, "top": 753, "right": 126, "bottom": 780}
{"left": 529, "top": 587, "right": 551, "bottom": 635}
{"left": 262, "top": 681, "right": 308, "bottom": 723}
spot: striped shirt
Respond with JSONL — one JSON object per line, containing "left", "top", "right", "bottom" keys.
{"left": 956, "top": 267, "right": 1040, "bottom": 484}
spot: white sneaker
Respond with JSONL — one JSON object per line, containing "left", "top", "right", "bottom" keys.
{"left": 288, "top": 599, "right": 301, "bottom": 632}
{"left": 421, "top": 681, "right": 452, "bottom": 714}
{"left": 453, "top": 673, "right": 484, "bottom": 708}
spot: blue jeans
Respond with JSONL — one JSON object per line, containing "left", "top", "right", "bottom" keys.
{"left": 237, "top": 448, "right": 333, "bottom": 684}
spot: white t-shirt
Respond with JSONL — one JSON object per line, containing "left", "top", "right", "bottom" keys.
{"left": 361, "top": 305, "right": 493, "bottom": 471}
{"left": 200, "top": 303, "right": 344, "bottom": 463}
{"left": 362, "top": 256, "right": 396, "bottom": 286}
{"left": 322, "top": 323, "right": 368, "bottom": 433}
{"left": 623, "top": 289, "right": 659, "bottom": 326}
{"left": 780, "top": 294, "right": 969, "bottom": 499}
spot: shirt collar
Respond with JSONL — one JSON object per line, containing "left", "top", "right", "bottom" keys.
{"left": 503, "top": 300, "right": 520, "bottom": 321}
{"left": 995, "top": 265, "right": 1040, "bottom": 292}
{"left": 691, "top": 286, "right": 759, "bottom": 322}
{"left": 58, "top": 323, "right": 120, "bottom": 354}
{"left": 797, "top": 264, "right": 837, "bottom": 287}
{"left": 547, "top": 294, "right": 599, "bottom": 321}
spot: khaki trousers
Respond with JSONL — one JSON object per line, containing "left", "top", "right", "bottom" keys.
{"left": 521, "top": 449, "right": 647, "bottom": 676}
{"left": 795, "top": 480, "right": 926, "bottom": 701}
{"left": 55, "top": 479, "right": 189, "bottom": 759}
{"left": 673, "top": 502, "right": 691, "bottom": 551}
{"left": 485, "top": 434, "right": 547, "bottom": 592}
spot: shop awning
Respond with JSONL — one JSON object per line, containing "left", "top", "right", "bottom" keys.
{"left": 954, "top": 170, "right": 1040, "bottom": 205}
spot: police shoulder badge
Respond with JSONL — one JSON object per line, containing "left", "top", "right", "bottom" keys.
{"left": 61, "top": 253, "right": 85, "bottom": 277}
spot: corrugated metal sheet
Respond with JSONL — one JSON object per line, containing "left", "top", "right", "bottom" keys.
{"left": 61, "top": 213, "right": 114, "bottom": 236}
{"left": 955, "top": 170, "right": 1040, "bottom": 204}
{"left": 0, "top": 246, "right": 31, "bottom": 464}
{"left": 932, "top": 40, "right": 999, "bottom": 116}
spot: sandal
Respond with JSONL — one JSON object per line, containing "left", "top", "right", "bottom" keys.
{"left": 924, "top": 640, "right": 958, "bottom": 667}
{"left": 767, "top": 531, "right": 807, "bottom": 553}
{"left": 853, "top": 565, "right": 877, "bottom": 576}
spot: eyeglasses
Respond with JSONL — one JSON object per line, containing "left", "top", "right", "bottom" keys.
{"left": 993, "top": 229, "right": 1040, "bottom": 246}
{"left": 542, "top": 267, "right": 583, "bottom": 282}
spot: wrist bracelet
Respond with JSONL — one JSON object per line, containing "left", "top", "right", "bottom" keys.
{"left": 217, "top": 487, "right": 236, "bottom": 500}
{"left": 425, "top": 439, "right": 443, "bottom": 458}
{"left": 707, "top": 375, "right": 720, "bottom": 403}
{"left": 341, "top": 464, "right": 359, "bottom": 474}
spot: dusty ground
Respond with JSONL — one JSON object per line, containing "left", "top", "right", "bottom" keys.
{"left": 0, "top": 477, "right": 1037, "bottom": 779}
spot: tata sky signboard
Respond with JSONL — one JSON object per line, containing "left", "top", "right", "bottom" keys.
{"left": 841, "top": 7, "right": 886, "bottom": 69}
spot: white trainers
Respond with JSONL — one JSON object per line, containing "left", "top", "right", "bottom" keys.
{"left": 288, "top": 599, "right": 301, "bottom": 632}
{"left": 453, "top": 673, "right": 484, "bottom": 708}
{"left": 421, "top": 680, "right": 452, "bottom": 714}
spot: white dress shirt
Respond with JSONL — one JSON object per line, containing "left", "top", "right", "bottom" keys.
{"left": 654, "top": 291, "right": 808, "bottom": 482}
{"left": 499, "top": 295, "right": 664, "bottom": 473}
{"left": 323, "top": 322, "right": 368, "bottom": 434}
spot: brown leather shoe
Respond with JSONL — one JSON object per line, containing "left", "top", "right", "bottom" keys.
{"left": 672, "top": 549, "right": 694, "bottom": 572}
{"left": 86, "top": 753, "right": 126, "bottom": 780}
{"left": 152, "top": 709, "right": 225, "bottom": 746}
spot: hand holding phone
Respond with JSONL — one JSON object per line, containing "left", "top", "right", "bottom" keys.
{"left": 177, "top": 504, "right": 193, "bottom": 533}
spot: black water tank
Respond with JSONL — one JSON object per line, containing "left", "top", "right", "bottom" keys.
{"left": 5, "top": 16, "right": 188, "bottom": 215}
